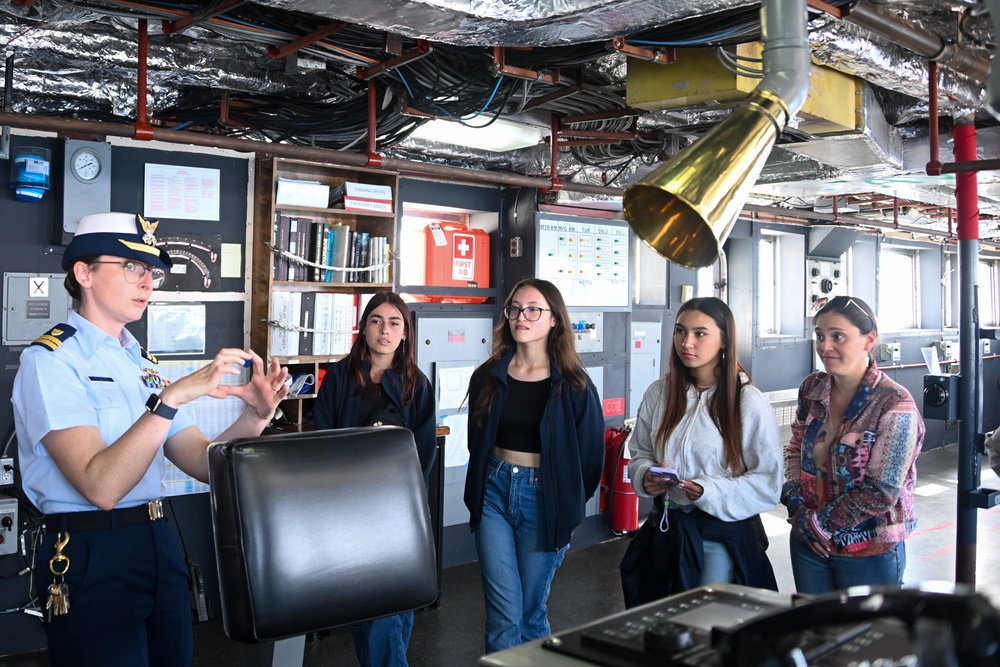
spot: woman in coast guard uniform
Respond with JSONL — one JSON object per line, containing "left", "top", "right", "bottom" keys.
{"left": 11, "top": 212, "right": 288, "bottom": 667}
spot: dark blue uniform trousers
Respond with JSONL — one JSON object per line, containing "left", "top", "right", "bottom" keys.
{"left": 36, "top": 518, "right": 193, "bottom": 667}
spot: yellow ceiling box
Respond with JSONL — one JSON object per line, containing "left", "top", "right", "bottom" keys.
{"left": 626, "top": 43, "right": 858, "bottom": 135}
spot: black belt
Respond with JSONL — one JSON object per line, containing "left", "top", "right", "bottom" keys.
{"left": 44, "top": 500, "right": 165, "bottom": 534}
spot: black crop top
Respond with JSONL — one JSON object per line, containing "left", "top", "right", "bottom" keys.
{"left": 495, "top": 376, "right": 551, "bottom": 454}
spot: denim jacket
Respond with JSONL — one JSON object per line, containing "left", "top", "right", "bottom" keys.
{"left": 781, "top": 362, "right": 923, "bottom": 555}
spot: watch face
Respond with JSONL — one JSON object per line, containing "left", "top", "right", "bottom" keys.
{"left": 72, "top": 148, "right": 102, "bottom": 182}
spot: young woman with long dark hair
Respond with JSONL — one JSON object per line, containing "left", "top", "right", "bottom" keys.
{"left": 464, "top": 278, "right": 604, "bottom": 653}
{"left": 628, "top": 297, "right": 782, "bottom": 594}
{"left": 314, "top": 291, "right": 435, "bottom": 667}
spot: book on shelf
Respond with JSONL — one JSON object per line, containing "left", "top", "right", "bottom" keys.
{"left": 270, "top": 291, "right": 301, "bottom": 357}
{"left": 352, "top": 232, "right": 370, "bottom": 283}
{"left": 294, "top": 218, "right": 311, "bottom": 283}
{"left": 313, "top": 292, "right": 334, "bottom": 356}
{"left": 331, "top": 293, "right": 358, "bottom": 356}
{"left": 323, "top": 224, "right": 335, "bottom": 283}
{"left": 328, "top": 181, "right": 393, "bottom": 213}
{"left": 309, "top": 221, "right": 326, "bottom": 282}
{"left": 331, "top": 225, "right": 350, "bottom": 283}
{"left": 298, "top": 292, "right": 316, "bottom": 356}
{"left": 286, "top": 217, "right": 299, "bottom": 282}
{"left": 273, "top": 211, "right": 289, "bottom": 281}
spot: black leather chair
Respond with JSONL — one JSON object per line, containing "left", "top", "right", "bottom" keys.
{"left": 208, "top": 426, "right": 438, "bottom": 643}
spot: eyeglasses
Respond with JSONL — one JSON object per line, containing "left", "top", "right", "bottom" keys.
{"left": 502, "top": 306, "right": 551, "bottom": 322}
{"left": 91, "top": 260, "right": 165, "bottom": 284}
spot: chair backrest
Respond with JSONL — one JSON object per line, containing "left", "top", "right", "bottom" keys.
{"left": 208, "top": 426, "right": 437, "bottom": 643}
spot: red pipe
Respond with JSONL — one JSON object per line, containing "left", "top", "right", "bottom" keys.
{"left": 954, "top": 123, "right": 979, "bottom": 241}
{"left": 366, "top": 81, "right": 383, "bottom": 168}
{"left": 135, "top": 19, "right": 154, "bottom": 140}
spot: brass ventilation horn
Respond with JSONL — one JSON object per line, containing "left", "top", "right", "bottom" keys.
{"left": 623, "top": 0, "right": 810, "bottom": 270}
{"left": 624, "top": 90, "right": 789, "bottom": 270}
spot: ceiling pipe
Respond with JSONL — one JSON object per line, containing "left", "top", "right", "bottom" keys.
{"left": 0, "top": 111, "right": 623, "bottom": 196}
{"left": 0, "top": 105, "right": 985, "bottom": 244}
{"left": 844, "top": 0, "right": 991, "bottom": 84}
{"left": 134, "top": 19, "right": 154, "bottom": 141}
{"left": 366, "top": 81, "right": 383, "bottom": 168}
{"left": 927, "top": 61, "right": 941, "bottom": 176}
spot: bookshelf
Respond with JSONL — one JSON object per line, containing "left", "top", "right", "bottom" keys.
{"left": 250, "top": 157, "right": 398, "bottom": 429}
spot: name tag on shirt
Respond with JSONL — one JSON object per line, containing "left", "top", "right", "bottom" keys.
{"left": 88, "top": 376, "right": 115, "bottom": 383}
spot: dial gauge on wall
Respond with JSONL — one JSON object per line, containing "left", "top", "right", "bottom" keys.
{"left": 71, "top": 147, "right": 103, "bottom": 182}
{"left": 60, "top": 139, "right": 113, "bottom": 242}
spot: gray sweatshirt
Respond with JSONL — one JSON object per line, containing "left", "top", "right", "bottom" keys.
{"left": 628, "top": 375, "right": 783, "bottom": 521}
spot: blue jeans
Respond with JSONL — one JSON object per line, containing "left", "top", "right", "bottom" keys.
{"left": 351, "top": 612, "right": 414, "bottom": 667}
{"left": 701, "top": 540, "right": 734, "bottom": 586}
{"left": 790, "top": 535, "right": 906, "bottom": 594}
{"left": 475, "top": 457, "right": 568, "bottom": 653}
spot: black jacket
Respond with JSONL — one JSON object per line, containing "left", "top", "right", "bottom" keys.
{"left": 463, "top": 349, "right": 605, "bottom": 550}
{"left": 314, "top": 357, "right": 437, "bottom": 483}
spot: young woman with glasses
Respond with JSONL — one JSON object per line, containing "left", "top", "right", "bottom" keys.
{"left": 782, "top": 295, "right": 923, "bottom": 593}
{"left": 313, "top": 291, "right": 436, "bottom": 667}
{"left": 627, "top": 297, "right": 782, "bottom": 599}
{"left": 12, "top": 213, "right": 288, "bottom": 667}
{"left": 464, "top": 278, "right": 604, "bottom": 654}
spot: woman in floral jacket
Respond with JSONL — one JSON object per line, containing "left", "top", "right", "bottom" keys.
{"left": 782, "top": 295, "right": 924, "bottom": 594}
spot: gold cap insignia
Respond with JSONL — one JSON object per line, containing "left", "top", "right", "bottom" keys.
{"left": 138, "top": 214, "right": 160, "bottom": 246}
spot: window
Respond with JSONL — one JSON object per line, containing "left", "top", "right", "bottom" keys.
{"left": 979, "top": 259, "right": 999, "bottom": 326}
{"left": 758, "top": 234, "right": 779, "bottom": 335}
{"left": 696, "top": 264, "right": 715, "bottom": 297}
{"left": 944, "top": 253, "right": 955, "bottom": 329}
{"left": 878, "top": 249, "right": 919, "bottom": 329}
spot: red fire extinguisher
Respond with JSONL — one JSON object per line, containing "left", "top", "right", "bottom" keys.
{"left": 601, "top": 424, "right": 639, "bottom": 535}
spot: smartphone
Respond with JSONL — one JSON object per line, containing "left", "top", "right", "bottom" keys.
{"left": 649, "top": 466, "right": 680, "bottom": 483}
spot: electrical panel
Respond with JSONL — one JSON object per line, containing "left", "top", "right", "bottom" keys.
{"left": 569, "top": 311, "right": 604, "bottom": 354}
{"left": 935, "top": 340, "right": 958, "bottom": 363}
{"left": 805, "top": 258, "right": 845, "bottom": 316}
{"left": 3, "top": 273, "right": 74, "bottom": 346}
{"left": 0, "top": 496, "right": 16, "bottom": 556}
{"left": 630, "top": 321, "right": 661, "bottom": 418}
{"left": 878, "top": 342, "right": 901, "bottom": 363}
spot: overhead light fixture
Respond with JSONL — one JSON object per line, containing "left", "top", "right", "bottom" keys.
{"left": 408, "top": 118, "right": 544, "bottom": 152}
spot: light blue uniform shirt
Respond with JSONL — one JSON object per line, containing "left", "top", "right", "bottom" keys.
{"left": 12, "top": 310, "right": 196, "bottom": 514}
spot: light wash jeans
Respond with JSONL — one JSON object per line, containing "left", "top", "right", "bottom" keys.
{"left": 475, "top": 457, "right": 568, "bottom": 653}
{"left": 701, "top": 540, "right": 735, "bottom": 586}
{"left": 350, "top": 611, "right": 414, "bottom": 667}
{"left": 790, "top": 535, "right": 906, "bottom": 594}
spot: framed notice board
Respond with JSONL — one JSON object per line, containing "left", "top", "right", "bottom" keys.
{"left": 535, "top": 212, "right": 631, "bottom": 309}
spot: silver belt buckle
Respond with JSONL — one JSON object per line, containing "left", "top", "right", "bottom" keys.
{"left": 147, "top": 499, "right": 164, "bottom": 521}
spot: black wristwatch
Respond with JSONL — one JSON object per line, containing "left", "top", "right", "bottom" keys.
{"left": 145, "top": 393, "right": 178, "bottom": 421}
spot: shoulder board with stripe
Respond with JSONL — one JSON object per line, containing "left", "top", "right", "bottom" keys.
{"left": 141, "top": 347, "right": 158, "bottom": 364}
{"left": 30, "top": 324, "right": 77, "bottom": 351}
